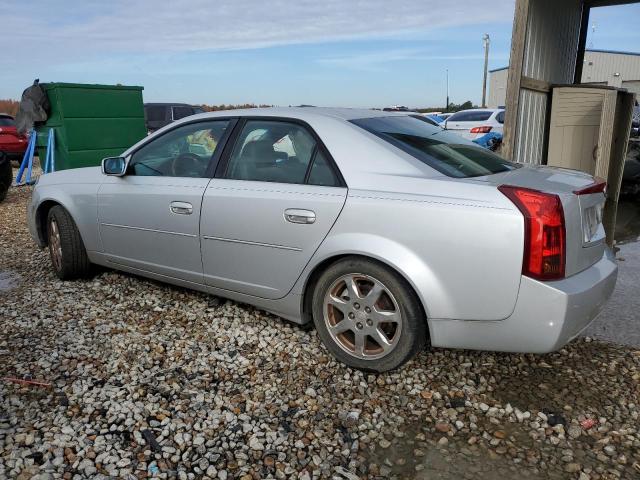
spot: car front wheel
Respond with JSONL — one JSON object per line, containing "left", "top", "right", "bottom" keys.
{"left": 47, "top": 205, "right": 91, "bottom": 280}
{"left": 312, "top": 257, "right": 427, "bottom": 372}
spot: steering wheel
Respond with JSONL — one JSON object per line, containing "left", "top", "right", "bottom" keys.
{"left": 171, "top": 153, "right": 203, "bottom": 177}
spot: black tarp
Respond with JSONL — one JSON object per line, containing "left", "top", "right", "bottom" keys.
{"left": 15, "top": 79, "right": 50, "bottom": 136}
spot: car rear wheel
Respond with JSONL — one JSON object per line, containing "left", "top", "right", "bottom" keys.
{"left": 47, "top": 206, "right": 91, "bottom": 280}
{"left": 312, "top": 257, "right": 427, "bottom": 372}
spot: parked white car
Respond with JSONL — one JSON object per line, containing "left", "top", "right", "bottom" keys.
{"left": 444, "top": 108, "right": 505, "bottom": 140}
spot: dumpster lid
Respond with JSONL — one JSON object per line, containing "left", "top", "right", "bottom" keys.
{"left": 42, "top": 82, "right": 144, "bottom": 91}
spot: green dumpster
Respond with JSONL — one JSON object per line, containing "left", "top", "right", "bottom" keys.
{"left": 35, "top": 83, "right": 146, "bottom": 171}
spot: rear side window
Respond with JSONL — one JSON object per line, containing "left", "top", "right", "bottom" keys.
{"left": 351, "top": 116, "right": 519, "bottom": 178}
{"left": 172, "top": 106, "right": 194, "bottom": 120}
{"left": 145, "top": 106, "right": 165, "bottom": 122}
{"left": 0, "top": 117, "right": 15, "bottom": 126}
{"left": 224, "top": 120, "right": 342, "bottom": 186}
{"left": 447, "top": 110, "right": 493, "bottom": 122}
{"left": 308, "top": 150, "right": 340, "bottom": 187}
{"left": 496, "top": 111, "right": 505, "bottom": 124}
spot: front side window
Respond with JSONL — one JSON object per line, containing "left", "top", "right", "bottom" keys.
{"left": 351, "top": 116, "right": 519, "bottom": 178}
{"left": 129, "top": 120, "right": 230, "bottom": 177}
{"left": 225, "top": 120, "right": 335, "bottom": 185}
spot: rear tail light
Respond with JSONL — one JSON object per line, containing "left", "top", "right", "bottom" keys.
{"left": 470, "top": 126, "right": 492, "bottom": 134}
{"left": 498, "top": 185, "right": 566, "bottom": 280}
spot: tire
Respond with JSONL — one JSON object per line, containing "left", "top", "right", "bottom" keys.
{"left": 46, "top": 205, "right": 91, "bottom": 280}
{"left": 311, "top": 257, "right": 427, "bottom": 372}
{"left": 0, "top": 153, "right": 11, "bottom": 202}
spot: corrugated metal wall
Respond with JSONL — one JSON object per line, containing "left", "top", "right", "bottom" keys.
{"left": 513, "top": 0, "right": 583, "bottom": 164}
{"left": 582, "top": 51, "right": 640, "bottom": 84}
{"left": 515, "top": 90, "right": 548, "bottom": 165}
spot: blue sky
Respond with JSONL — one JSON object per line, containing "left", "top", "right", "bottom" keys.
{"left": 1, "top": 1, "right": 639, "bottom": 108}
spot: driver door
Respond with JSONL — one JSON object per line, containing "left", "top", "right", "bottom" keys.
{"left": 97, "top": 119, "right": 233, "bottom": 284}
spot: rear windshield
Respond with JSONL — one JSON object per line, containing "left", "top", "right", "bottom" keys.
{"left": 0, "top": 117, "right": 14, "bottom": 127}
{"left": 447, "top": 110, "right": 493, "bottom": 122}
{"left": 351, "top": 116, "right": 519, "bottom": 178}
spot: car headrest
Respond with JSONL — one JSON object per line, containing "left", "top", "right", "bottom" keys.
{"left": 242, "top": 140, "right": 277, "bottom": 160}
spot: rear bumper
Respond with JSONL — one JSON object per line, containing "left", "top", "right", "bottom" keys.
{"left": 0, "top": 138, "right": 28, "bottom": 156}
{"left": 429, "top": 249, "right": 618, "bottom": 353}
{"left": 0, "top": 149, "right": 26, "bottom": 160}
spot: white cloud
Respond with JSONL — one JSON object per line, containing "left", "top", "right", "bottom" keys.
{"left": 317, "top": 49, "right": 510, "bottom": 71}
{"left": 1, "top": 0, "right": 514, "bottom": 59}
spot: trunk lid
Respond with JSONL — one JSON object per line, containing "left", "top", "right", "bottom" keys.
{"left": 468, "top": 165, "right": 607, "bottom": 277}
{"left": 0, "top": 125, "right": 25, "bottom": 140}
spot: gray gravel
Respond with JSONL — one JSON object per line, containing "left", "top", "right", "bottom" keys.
{"left": 1, "top": 181, "right": 639, "bottom": 479}
{"left": 584, "top": 200, "right": 640, "bottom": 348}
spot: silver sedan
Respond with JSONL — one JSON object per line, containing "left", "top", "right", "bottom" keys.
{"left": 28, "top": 108, "right": 617, "bottom": 372}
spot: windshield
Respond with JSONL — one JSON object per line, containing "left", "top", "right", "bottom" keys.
{"left": 0, "top": 117, "right": 15, "bottom": 127}
{"left": 351, "top": 116, "right": 519, "bottom": 178}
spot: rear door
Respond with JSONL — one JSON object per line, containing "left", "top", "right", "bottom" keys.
{"left": 201, "top": 118, "right": 347, "bottom": 299}
{"left": 98, "top": 119, "right": 233, "bottom": 283}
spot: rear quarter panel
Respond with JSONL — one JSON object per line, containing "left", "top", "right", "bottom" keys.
{"left": 296, "top": 180, "right": 525, "bottom": 321}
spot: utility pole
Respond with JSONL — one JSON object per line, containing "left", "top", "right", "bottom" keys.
{"left": 481, "top": 33, "right": 490, "bottom": 108}
{"left": 446, "top": 69, "right": 449, "bottom": 112}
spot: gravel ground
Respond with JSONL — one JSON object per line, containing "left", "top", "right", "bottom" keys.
{"left": 1, "top": 180, "right": 639, "bottom": 480}
{"left": 584, "top": 201, "right": 640, "bottom": 348}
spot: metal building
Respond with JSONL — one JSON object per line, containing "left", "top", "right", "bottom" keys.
{"left": 488, "top": 67, "right": 509, "bottom": 108}
{"left": 582, "top": 49, "right": 640, "bottom": 93}
{"left": 502, "top": 0, "right": 638, "bottom": 165}
{"left": 489, "top": 49, "right": 640, "bottom": 109}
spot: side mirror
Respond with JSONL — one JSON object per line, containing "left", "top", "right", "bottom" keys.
{"left": 101, "top": 157, "right": 127, "bottom": 176}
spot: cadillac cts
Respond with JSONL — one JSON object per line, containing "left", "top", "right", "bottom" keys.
{"left": 27, "top": 108, "right": 617, "bottom": 372}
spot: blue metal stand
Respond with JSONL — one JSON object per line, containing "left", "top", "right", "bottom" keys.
{"left": 43, "top": 129, "right": 55, "bottom": 174}
{"left": 15, "top": 130, "right": 36, "bottom": 185}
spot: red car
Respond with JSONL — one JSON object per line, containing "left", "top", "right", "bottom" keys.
{"left": 0, "top": 113, "right": 28, "bottom": 162}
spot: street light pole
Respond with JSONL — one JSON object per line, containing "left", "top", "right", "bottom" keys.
{"left": 446, "top": 69, "right": 449, "bottom": 112}
{"left": 481, "top": 33, "right": 490, "bottom": 108}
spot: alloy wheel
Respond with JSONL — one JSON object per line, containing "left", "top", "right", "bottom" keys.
{"left": 48, "top": 218, "right": 63, "bottom": 271}
{"left": 323, "top": 273, "right": 402, "bottom": 360}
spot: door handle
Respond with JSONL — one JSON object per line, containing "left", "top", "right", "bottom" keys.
{"left": 284, "top": 208, "right": 316, "bottom": 224}
{"left": 170, "top": 201, "right": 193, "bottom": 215}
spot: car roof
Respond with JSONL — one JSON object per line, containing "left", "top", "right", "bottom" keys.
{"left": 450, "top": 108, "right": 504, "bottom": 114}
{"left": 144, "top": 103, "right": 196, "bottom": 107}
{"left": 191, "top": 106, "right": 408, "bottom": 122}
{"left": 0, "top": 113, "right": 14, "bottom": 118}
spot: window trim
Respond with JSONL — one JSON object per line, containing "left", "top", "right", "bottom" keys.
{"left": 213, "top": 116, "right": 347, "bottom": 188}
{"left": 127, "top": 117, "right": 238, "bottom": 178}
